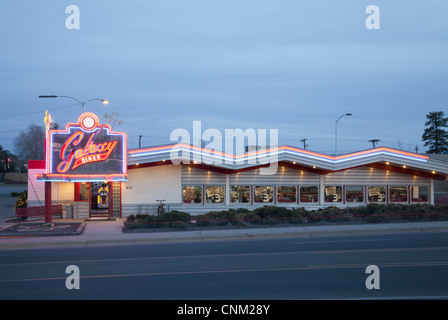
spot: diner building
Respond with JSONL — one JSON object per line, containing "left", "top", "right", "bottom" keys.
{"left": 28, "top": 112, "right": 448, "bottom": 220}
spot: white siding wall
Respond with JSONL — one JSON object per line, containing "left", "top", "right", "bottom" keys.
{"left": 27, "top": 168, "right": 45, "bottom": 207}
{"left": 230, "top": 166, "right": 320, "bottom": 185}
{"left": 323, "top": 167, "right": 430, "bottom": 185}
{"left": 122, "top": 164, "right": 181, "bottom": 216}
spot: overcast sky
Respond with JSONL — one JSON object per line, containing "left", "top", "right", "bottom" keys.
{"left": 1, "top": 0, "right": 447, "bottom": 155}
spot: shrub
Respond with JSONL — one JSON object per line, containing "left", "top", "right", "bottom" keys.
{"left": 14, "top": 190, "right": 27, "bottom": 212}
{"left": 195, "top": 210, "right": 234, "bottom": 227}
{"left": 235, "top": 211, "right": 263, "bottom": 226}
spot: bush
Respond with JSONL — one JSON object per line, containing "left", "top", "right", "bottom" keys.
{"left": 125, "top": 210, "right": 191, "bottom": 229}
{"left": 125, "top": 203, "right": 448, "bottom": 230}
{"left": 195, "top": 210, "right": 235, "bottom": 227}
{"left": 14, "top": 190, "right": 27, "bottom": 212}
{"left": 235, "top": 211, "right": 263, "bottom": 226}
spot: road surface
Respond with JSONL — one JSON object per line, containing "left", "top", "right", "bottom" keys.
{"left": 0, "top": 231, "right": 447, "bottom": 301}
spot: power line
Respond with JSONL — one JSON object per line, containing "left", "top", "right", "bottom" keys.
{"left": 0, "top": 103, "right": 80, "bottom": 118}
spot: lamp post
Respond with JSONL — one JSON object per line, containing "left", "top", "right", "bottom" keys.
{"left": 38, "top": 95, "right": 109, "bottom": 113}
{"left": 335, "top": 113, "right": 352, "bottom": 156}
{"left": 139, "top": 135, "right": 143, "bottom": 148}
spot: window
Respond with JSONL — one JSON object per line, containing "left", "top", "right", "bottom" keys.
{"left": 411, "top": 186, "right": 429, "bottom": 203}
{"left": 75, "top": 182, "right": 90, "bottom": 201}
{"left": 346, "top": 186, "right": 364, "bottom": 203}
{"left": 183, "top": 186, "right": 202, "bottom": 204}
{"left": 368, "top": 186, "right": 386, "bottom": 202}
{"left": 277, "top": 186, "right": 296, "bottom": 203}
{"left": 230, "top": 186, "right": 251, "bottom": 203}
{"left": 389, "top": 186, "right": 408, "bottom": 202}
{"left": 324, "top": 186, "right": 342, "bottom": 203}
{"left": 205, "top": 186, "right": 224, "bottom": 203}
{"left": 299, "top": 186, "right": 319, "bottom": 203}
{"left": 254, "top": 186, "right": 273, "bottom": 203}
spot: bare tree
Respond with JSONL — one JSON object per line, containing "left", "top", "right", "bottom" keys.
{"left": 13, "top": 123, "right": 45, "bottom": 160}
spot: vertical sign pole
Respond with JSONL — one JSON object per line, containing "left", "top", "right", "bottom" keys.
{"left": 45, "top": 182, "right": 52, "bottom": 223}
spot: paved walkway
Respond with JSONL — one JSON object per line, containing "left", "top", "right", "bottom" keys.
{"left": 1, "top": 218, "right": 448, "bottom": 250}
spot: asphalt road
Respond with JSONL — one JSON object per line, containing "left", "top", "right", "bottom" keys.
{"left": 0, "top": 231, "right": 447, "bottom": 301}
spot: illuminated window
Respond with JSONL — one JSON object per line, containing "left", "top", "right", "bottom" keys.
{"left": 368, "top": 186, "right": 386, "bottom": 202}
{"left": 324, "top": 186, "right": 342, "bottom": 203}
{"left": 75, "top": 182, "right": 90, "bottom": 201}
{"left": 205, "top": 186, "right": 225, "bottom": 203}
{"left": 411, "top": 186, "right": 429, "bottom": 203}
{"left": 299, "top": 186, "right": 319, "bottom": 203}
{"left": 183, "top": 186, "right": 202, "bottom": 204}
{"left": 254, "top": 186, "right": 273, "bottom": 203}
{"left": 277, "top": 186, "right": 296, "bottom": 203}
{"left": 346, "top": 186, "right": 364, "bottom": 203}
{"left": 389, "top": 186, "right": 408, "bottom": 202}
{"left": 230, "top": 186, "right": 251, "bottom": 203}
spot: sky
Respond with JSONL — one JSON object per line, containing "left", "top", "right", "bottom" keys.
{"left": 1, "top": 0, "right": 447, "bottom": 156}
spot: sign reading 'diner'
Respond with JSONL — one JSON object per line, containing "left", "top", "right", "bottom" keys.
{"left": 43, "top": 112, "right": 127, "bottom": 182}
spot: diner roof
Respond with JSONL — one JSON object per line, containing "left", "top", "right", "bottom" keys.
{"left": 128, "top": 144, "right": 448, "bottom": 181}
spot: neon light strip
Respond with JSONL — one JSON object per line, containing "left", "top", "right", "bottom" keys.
{"left": 129, "top": 144, "right": 428, "bottom": 164}
{"left": 36, "top": 173, "right": 127, "bottom": 182}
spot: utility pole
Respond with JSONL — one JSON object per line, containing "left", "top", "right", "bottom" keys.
{"left": 368, "top": 139, "right": 380, "bottom": 148}
{"left": 139, "top": 135, "right": 143, "bottom": 148}
{"left": 300, "top": 138, "right": 308, "bottom": 150}
{"left": 415, "top": 146, "right": 419, "bottom": 153}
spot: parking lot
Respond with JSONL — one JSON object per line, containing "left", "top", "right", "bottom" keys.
{"left": 0, "top": 183, "right": 27, "bottom": 220}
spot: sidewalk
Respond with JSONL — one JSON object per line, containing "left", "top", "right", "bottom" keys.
{"left": 1, "top": 218, "right": 448, "bottom": 250}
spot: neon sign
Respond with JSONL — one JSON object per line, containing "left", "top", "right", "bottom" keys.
{"left": 57, "top": 130, "right": 118, "bottom": 172}
{"left": 38, "top": 112, "right": 127, "bottom": 182}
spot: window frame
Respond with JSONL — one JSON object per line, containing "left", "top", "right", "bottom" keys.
{"left": 367, "top": 186, "right": 387, "bottom": 203}
{"left": 345, "top": 186, "right": 364, "bottom": 203}
{"left": 230, "top": 185, "right": 251, "bottom": 204}
{"left": 182, "top": 185, "right": 203, "bottom": 204}
{"left": 389, "top": 185, "right": 408, "bottom": 203}
{"left": 253, "top": 185, "right": 274, "bottom": 203}
{"left": 204, "top": 185, "right": 225, "bottom": 204}
{"left": 324, "top": 186, "right": 343, "bottom": 203}
{"left": 410, "top": 185, "right": 429, "bottom": 203}
{"left": 299, "top": 186, "right": 319, "bottom": 204}
{"left": 277, "top": 185, "right": 297, "bottom": 204}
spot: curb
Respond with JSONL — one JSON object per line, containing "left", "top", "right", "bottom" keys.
{"left": 1, "top": 221, "right": 448, "bottom": 250}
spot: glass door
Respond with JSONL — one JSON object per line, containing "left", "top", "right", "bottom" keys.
{"left": 90, "top": 182, "right": 111, "bottom": 218}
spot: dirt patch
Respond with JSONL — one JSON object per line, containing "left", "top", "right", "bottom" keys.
{"left": 0, "top": 222, "right": 84, "bottom": 236}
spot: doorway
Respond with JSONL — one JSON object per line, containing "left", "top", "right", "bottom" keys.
{"left": 90, "top": 182, "right": 111, "bottom": 218}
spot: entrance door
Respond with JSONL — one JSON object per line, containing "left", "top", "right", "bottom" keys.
{"left": 90, "top": 182, "right": 111, "bottom": 218}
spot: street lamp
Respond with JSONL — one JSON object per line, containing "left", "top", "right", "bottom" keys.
{"left": 335, "top": 113, "right": 352, "bottom": 156}
{"left": 38, "top": 95, "right": 109, "bottom": 113}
